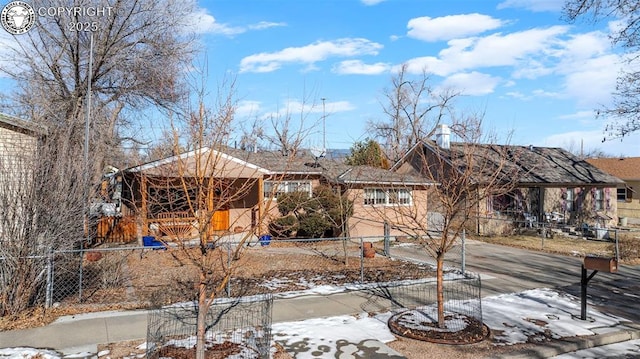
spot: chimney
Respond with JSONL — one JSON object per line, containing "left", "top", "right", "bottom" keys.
{"left": 435, "top": 124, "right": 451, "bottom": 149}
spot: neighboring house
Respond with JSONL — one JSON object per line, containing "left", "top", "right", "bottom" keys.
{"left": 116, "top": 146, "right": 434, "bottom": 242}
{"left": 0, "top": 113, "right": 45, "bottom": 167}
{"left": 586, "top": 157, "right": 640, "bottom": 225}
{"left": 0, "top": 113, "right": 46, "bottom": 236}
{"left": 392, "top": 125, "right": 624, "bottom": 234}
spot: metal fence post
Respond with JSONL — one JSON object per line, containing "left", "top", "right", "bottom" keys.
{"left": 615, "top": 229, "right": 620, "bottom": 263}
{"left": 227, "top": 243, "right": 232, "bottom": 297}
{"left": 383, "top": 221, "right": 390, "bottom": 257}
{"left": 461, "top": 229, "right": 466, "bottom": 275}
{"left": 359, "top": 237, "right": 364, "bottom": 283}
{"left": 45, "top": 250, "right": 53, "bottom": 308}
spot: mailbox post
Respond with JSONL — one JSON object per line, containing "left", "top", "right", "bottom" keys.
{"left": 581, "top": 256, "right": 618, "bottom": 320}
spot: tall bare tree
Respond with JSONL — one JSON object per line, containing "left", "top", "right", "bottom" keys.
{"left": 388, "top": 117, "right": 522, "bottom": 327}
{"left": 368, "top": 63, "right": 460, "bottom": 162}
{"left": 0, "top": 121, "right": 87, "bottom": 316}
{"left": 136, "top": 73, "right": 308, "bottom": 359}
{"left": 563, "top": 0, "right": 640, "bottom": 138}
{"left": 0, "top": 0, "right": 197, "bottom": 178}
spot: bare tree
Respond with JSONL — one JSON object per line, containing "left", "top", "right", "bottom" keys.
{"left": 131, "top": 73, "right": 309, "bottom": 359}
{"left": 0, "top": 123, "right": 87, "bottom": 316}
{"left": 563, "top": 0, "right": 640, "bottom": 138}
{"left": 239, "top": 88, "right": 321, "bottom": 156}
{"left": 0, "top": 0, "right": 197, "bottom": 180}
{"left": 387, "top": 117, "right": 523, "bottom": 327}
{"left": 368, "top": 63, "right": 460, "bottom": 162}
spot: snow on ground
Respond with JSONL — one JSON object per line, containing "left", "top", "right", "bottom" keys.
{"left": 0, "top": 288, "right": 631, "bottom": 359}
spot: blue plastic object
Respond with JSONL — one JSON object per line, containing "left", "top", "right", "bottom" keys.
{"left": 143, "top": 236, "right": 166, "bottom": 249}
{"left": 259, "top": 235, "right": 271, "bottom": 246}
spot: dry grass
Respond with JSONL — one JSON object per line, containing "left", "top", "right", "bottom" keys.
{"left": 474, "top": 230, "right": 640, "bottom": 264}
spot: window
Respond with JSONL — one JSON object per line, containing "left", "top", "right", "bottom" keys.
{"left": 594, "top": 188, "right": 604, "bottom": 211}
{"left": 264, "top": 181, "right": 311, "bottom": 199}
{"left": 364, "top": 188, "right": 412, "bottom": 205}
{"left": 618, "top": 187, "right": 633, "bottom": 202}
{"left": 565, "top": 188, "right": 575, "bottom": 212}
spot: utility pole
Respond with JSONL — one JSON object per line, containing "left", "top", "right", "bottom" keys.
{"left": 80, "top": 31, "right": 94, "bottom": 301}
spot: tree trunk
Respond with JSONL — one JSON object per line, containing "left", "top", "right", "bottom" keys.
{"left": 436, "top": 254, "right": 445, "bottom": 328}
{"left": 196, "top": 274, "right": 208, "bottom": 359}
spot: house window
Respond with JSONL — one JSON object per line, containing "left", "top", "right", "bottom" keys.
{"left": 594, "top": 188, "right": 604, "bottom": 211}
{"left": 264, "top": 181, "right": 312, "bottom": 199}
{"left": 565, "top": 188, "right": 575, "bottom": 212}
{"left": 364, "top": 188, "right": 412, "bottom": 205}
{"left": 618, "top": 187, "right": 633, "bottom": 202}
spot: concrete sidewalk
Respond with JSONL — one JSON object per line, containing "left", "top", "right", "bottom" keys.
{"left": 1, "top": 287, "right": 640, "bottom": 359}
{"left": 0, "top": 290, "right": 406, "bottom": 358}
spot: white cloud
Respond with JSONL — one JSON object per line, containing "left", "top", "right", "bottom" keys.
{"left": 236, "top": 100, "right": 262, "bottom": 118}
{"left": 440, "top": 71, "right": 501, "bottom": 96}
{"left": 559, "top": 54, "right": 620, "bottom": 107}
{"left": 249, "top": 21, "right": 287, "bottom": 31}
{"left": 333, "top": 60, "right": 389, "bottom": 75}
{"left": 497, "top": 0, "right": 563, "bottom": 12}
{"left": 190, "top": 8, "right": 285, "bottom": 35}
{"left": 407, "top": 14, "right": 505, "bottom": 42}
{"left": 360, "top": 0, "right": 386, "bottom": 5}
{"left": 402, "top": 26, "right": 569, "bottom": 77}
{"left": 239, "top": 38, "right": 383, "bottom": 73}
{"left": 557, "top": 110, "right": 596, "bottom": 120}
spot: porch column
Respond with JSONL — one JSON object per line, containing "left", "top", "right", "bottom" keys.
{"left": 257, "top": 177, "right": 264, "bottom": 234}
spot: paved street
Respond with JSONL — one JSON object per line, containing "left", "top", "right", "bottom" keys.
{"left": 391, "top": 239, "right": 640, "bottom": 322}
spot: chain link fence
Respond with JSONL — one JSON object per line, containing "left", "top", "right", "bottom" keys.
{"left": 16, "top": 235, "right": 436, "bottom": 310}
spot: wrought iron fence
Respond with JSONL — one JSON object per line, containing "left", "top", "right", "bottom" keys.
{"left": 146, "top": 294, "right": 273, "bottom": 359}
{"left": 374, "top": 272, "right": 485, "bottom": 342}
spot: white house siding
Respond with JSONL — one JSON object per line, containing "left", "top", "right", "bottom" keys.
{"left": 0, "top": 124, "right": 40, "bottom": 237}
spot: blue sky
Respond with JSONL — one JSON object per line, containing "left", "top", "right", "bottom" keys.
{"left": 187, "top": 0, "right": 640, "bottom": 157}
{"left": 0, "top": 0, "right": 638, "bottom": 157}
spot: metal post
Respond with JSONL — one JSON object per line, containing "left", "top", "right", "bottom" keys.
{"left": 359, "top": 237, "right": 364, "bottom": 283}
{"left": 79, "top": 31, "right": 94, "bottom": 302}
{"left": 461, "top": 229, "right": 466, "bottom": 275}
{"left": 227, "top": 243, "right": 231, "bottom": 297}
{"left": 45, "top": 250, "right": 53, "bottom": 308}
{"left": 541, "top": 223, "right": 545, "bottom": 249}
{"left": 383, "top": 221, "right": 390, "bottom": 257}
{"left": 615, "top": 229, "right": 620, "bottom": 263}
{"left": 580, "top": 264, "right": 598, "bottom": 320}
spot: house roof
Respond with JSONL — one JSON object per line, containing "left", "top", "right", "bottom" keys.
{"left": 126, "top": 146, "right": 435, "bottom": 186}
{"left": 334, "top": 165, "right": 434, "bottom": 186}
{"left": 0, "top": 113, "right": 47, "bottom": 137}
{"left": 585, "top": 157, "right": 640, "bottom": 181}
{"left": 399, "top": 140, "right": 624, "bottom": 186}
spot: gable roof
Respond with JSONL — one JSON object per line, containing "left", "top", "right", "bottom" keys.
{"left": 398, "top": 140, "right": 624, "bottom": 187}
{"left": 585, "top": 157, "right": 640, "bottom": 181}
{"left": 126, "top": 146, "right": 435, "bottom": 186}
{"left": 0, "top": 113, "right": 47, "bottom": 137}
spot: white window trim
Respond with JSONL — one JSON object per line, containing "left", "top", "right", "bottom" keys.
{"left": 594, "top": 188, "right": 604, "bottom": 211}
{"left": 263, "top": 180, "right": 312, "bottom": 200}
{"left": 364, "top": 188, "right": 413, "bottom": 206}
